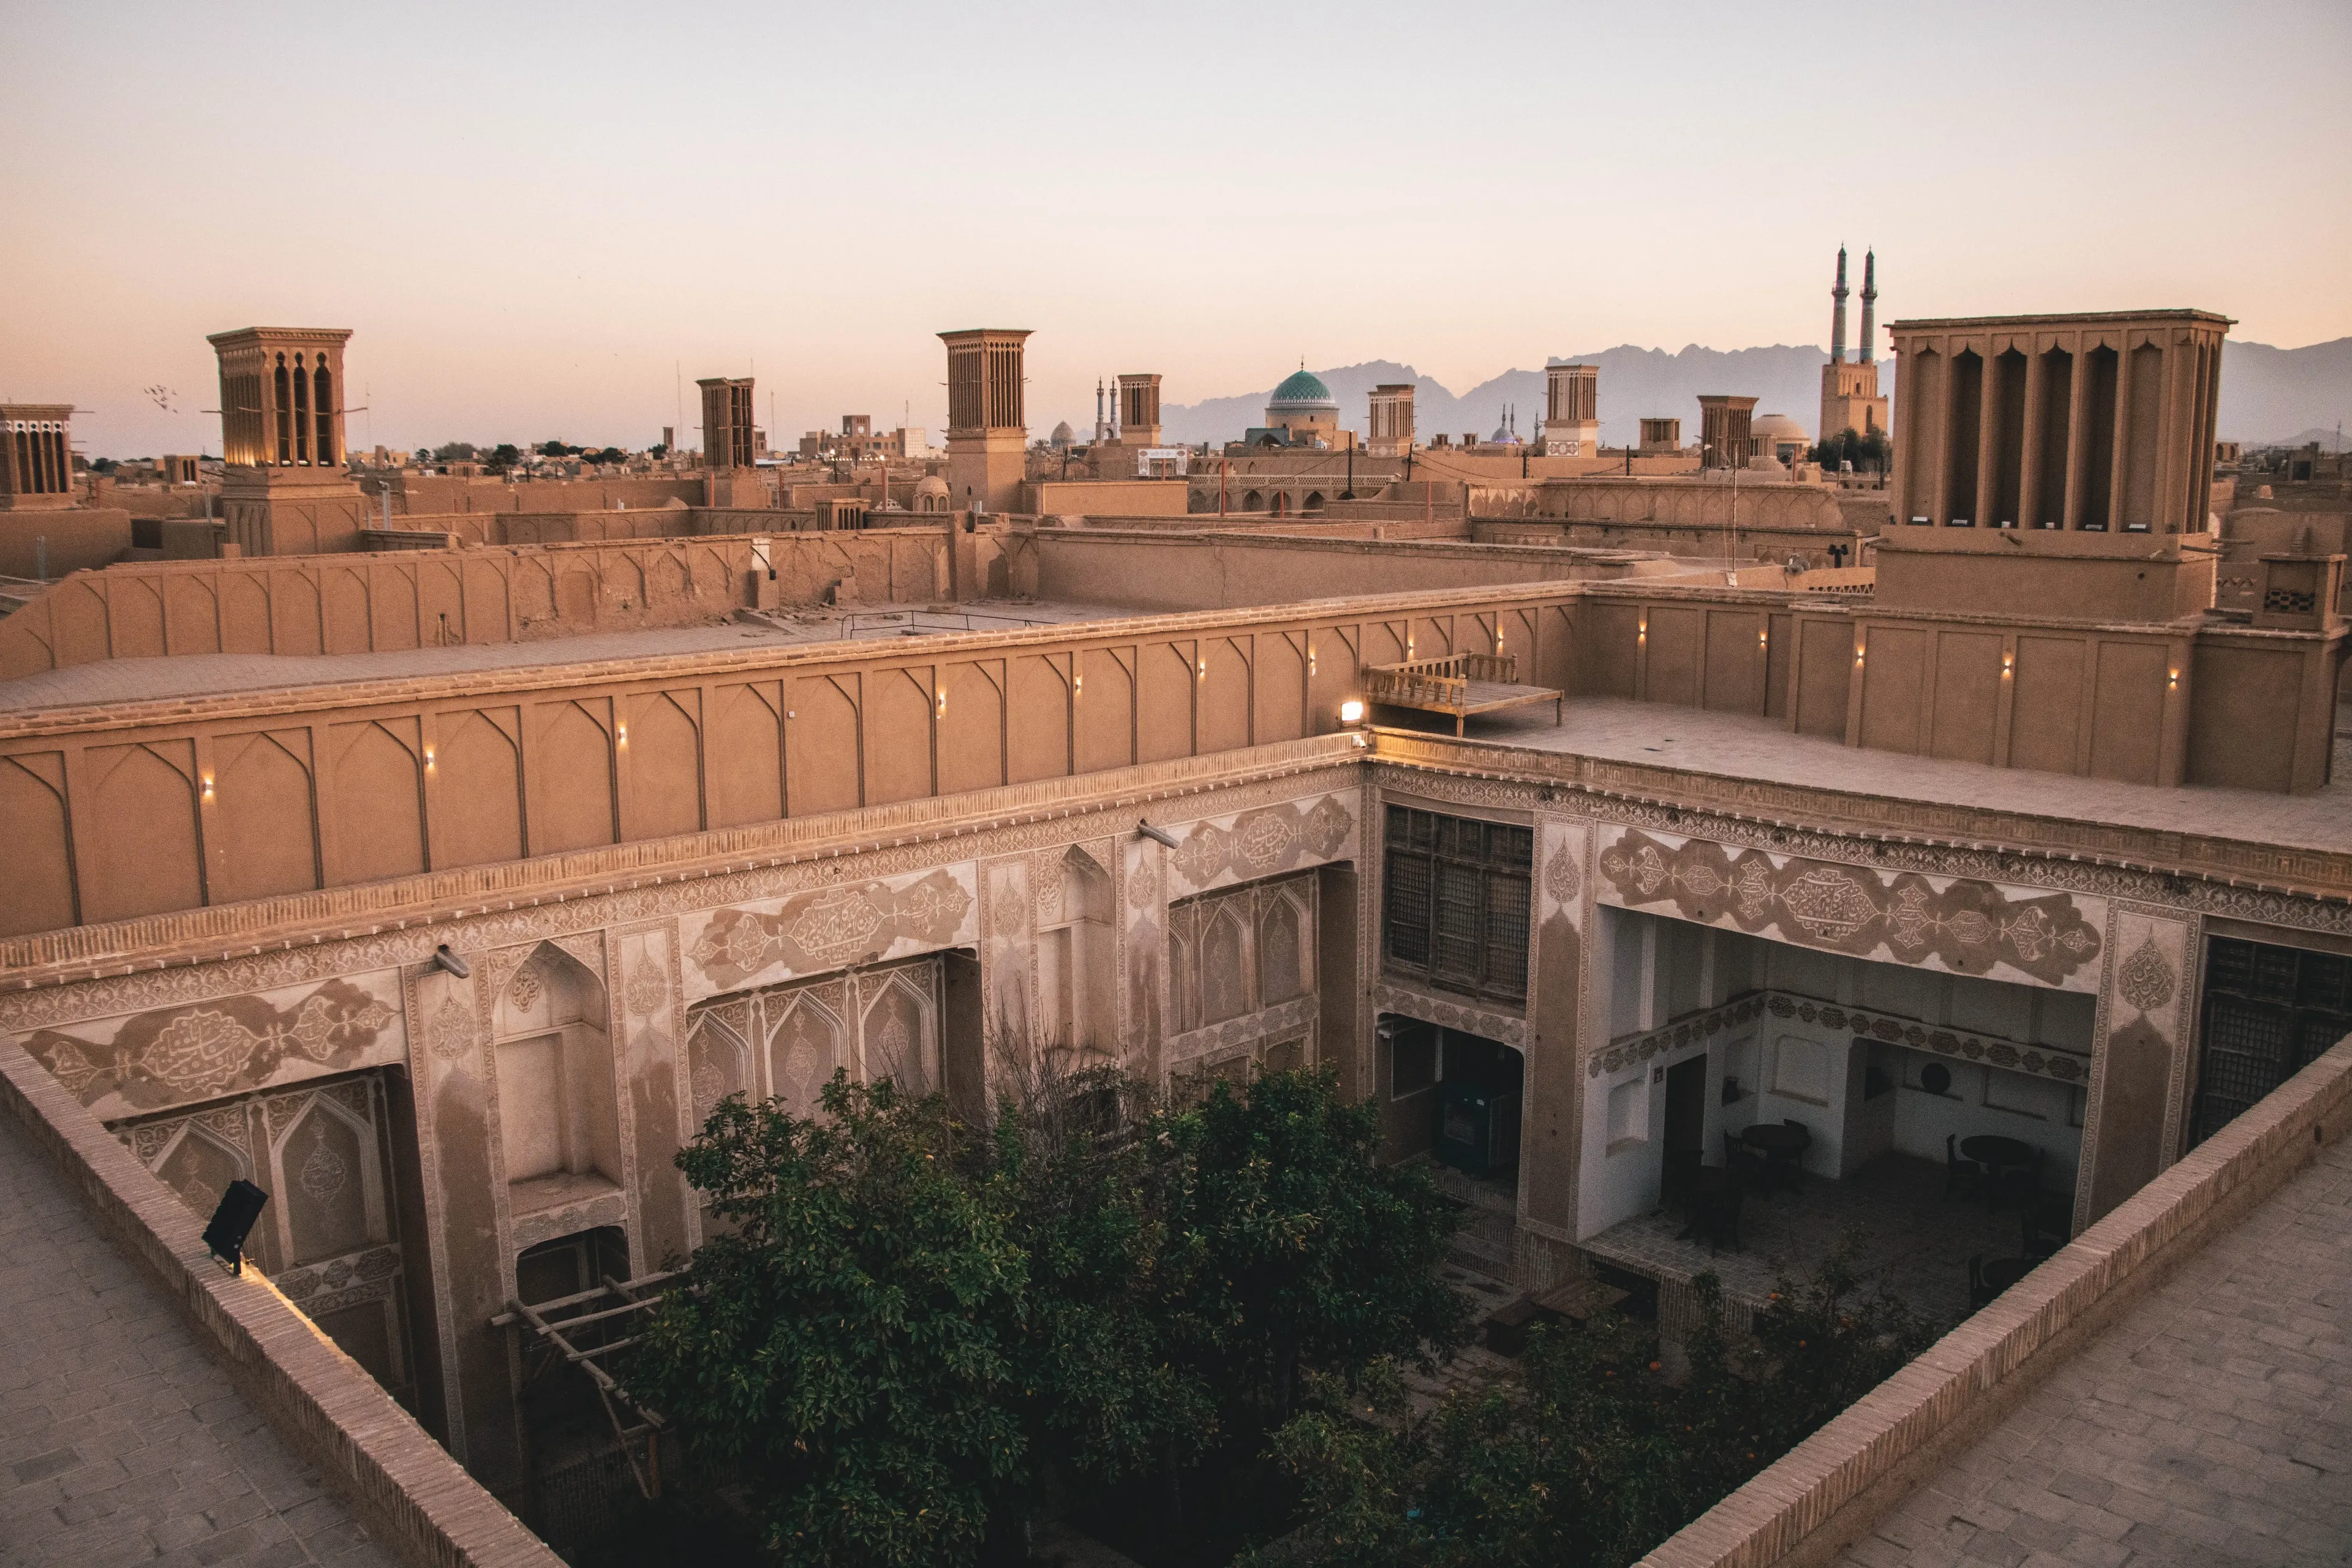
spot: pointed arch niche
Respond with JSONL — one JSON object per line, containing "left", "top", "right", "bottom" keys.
{"left": 1036, "top": 846, "right": 1114, "bottom": 1054}
{"left": 492, "top": 942, "right": 622, "bottom": 1215}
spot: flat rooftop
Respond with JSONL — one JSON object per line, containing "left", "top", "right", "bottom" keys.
{"left": 0, "top": 598, "right": 1125, "bottom": 714}
{"left": 1834, "top": 1129, "right": 2352, "bottom": 1567}
{"left": 0, "top": 1108, "right": 399, "bottom": 1567}
{"left": 1431, "top": 697, "right": 2352, "bottom": 857}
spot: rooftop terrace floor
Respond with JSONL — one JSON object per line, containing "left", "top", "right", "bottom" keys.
{"left": 0, "top": 597, "right": 1123, "bottom": 714}
{"left": 1439, "top": 697, "right": 2352, "bottom": 856}
{"left": 0, "top": 1110, "right": 398, "bottom": 1567}
{"left": 1834, "top": 1131, "right": 2352, "bottom": 1567}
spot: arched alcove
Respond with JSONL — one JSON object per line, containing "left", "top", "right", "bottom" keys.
{"left": 492, "top": 942, "right": 621, "bottom": 1213}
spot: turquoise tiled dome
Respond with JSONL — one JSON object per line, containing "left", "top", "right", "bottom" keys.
{"left": 1268, "top": 369, "right": 1336, "bottom": 409}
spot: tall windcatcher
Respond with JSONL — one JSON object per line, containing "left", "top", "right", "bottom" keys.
{"left": 1830, "top": 247, "right": 1850, "bottom": 364}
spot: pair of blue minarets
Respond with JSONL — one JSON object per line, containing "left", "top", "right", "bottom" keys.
{"left": 1830, "top": 247, "right": 1879, "bottom": 365}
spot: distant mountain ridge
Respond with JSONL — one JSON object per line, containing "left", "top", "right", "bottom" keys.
{"left": 1156, "top": 337, "right": 2351, "bottom": 451}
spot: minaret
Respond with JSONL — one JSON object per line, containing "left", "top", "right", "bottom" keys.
{"left": 1830, "top": 246, "right": 1850, "bottom": 364}
{"left": 1858, "top": 250, "right": 1878, "bottom": 364}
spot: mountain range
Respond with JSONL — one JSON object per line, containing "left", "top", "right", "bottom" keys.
{"left": 1154, "top": 339, "right": 2352, "bottom": 451}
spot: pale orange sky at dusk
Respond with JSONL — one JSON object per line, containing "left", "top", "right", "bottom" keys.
{"left": 2, "top": 1, "right": 2346, "bottom": 459}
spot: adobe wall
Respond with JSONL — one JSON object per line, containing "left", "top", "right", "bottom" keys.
{"left": 0, "top": 507, "right": 134, "bottom": 578}
{"left": 1873, "top": 526, "right": 2220, "bottom": 620}
{"left": 379, "top": 474, "right": 706, "bottom": 515}
{"left": 1023, "top": 478, "right": 1193, "bottom": 516}
{"left": 1017, "top": 529, "right": 1631, "bottom": 611}
{"left": 0, "top": 527, "right": 957, "bottom": 679}
{"left": 1477, "top": 517, "right": 1862, "bottom": 569}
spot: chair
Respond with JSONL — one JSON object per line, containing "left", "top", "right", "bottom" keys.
{"left": 1691, "top": 1182, "right": 1743, "bottom": 1253}
{"left": 1943, "top": 1134, "right": 1986, "bottom": 1204}
{"left": 2022, "top": 1193, "right": 2070, "bottom": 1260}
{"left": 1725, "top": 1129, "right": 1765, "bottom": 1185}
{"left": 1967, "top": 1253, "right": 1998, "bottom": 1311}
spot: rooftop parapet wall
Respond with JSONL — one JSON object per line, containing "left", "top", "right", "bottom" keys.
{"left": 0, "top": 1038, "right": 566, "bottom": 1568}
{"left": 0, "top": 527, "right": 958, "bottom": 679}
{"left": 1874, "top": 525, "right": 2220, "bottom": 620}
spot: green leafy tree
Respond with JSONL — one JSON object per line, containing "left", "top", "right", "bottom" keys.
{"left": 627, "top": 1075, "right": 1028, "bottom": 1568}
{"left": 485, "top": 442, "right": 521, "bottom": 474}
{"left": 1259, "top": 1240, "right": 1936, "bottom": 1568}
{"left": 1161, "top": 1069, "right": 1470, "bottom": 1435}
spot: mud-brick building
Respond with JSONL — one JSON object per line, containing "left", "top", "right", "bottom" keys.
{"left": 0, "top": 311, "right": 2345, "bottom": 1531}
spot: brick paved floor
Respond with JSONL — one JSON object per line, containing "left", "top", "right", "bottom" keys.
{"left": 1835, "top": 1136, "right": 2352, "bottom": 1567}
{"left": 0, "top": 1114, "right": 398, "bottom": 1568}
{"left": 1585, "top": 1152, "right": 2040, "bottom": 1324}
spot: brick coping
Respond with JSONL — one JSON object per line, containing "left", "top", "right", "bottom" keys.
{"left": 0, "top": 1040, "right": 564, "bottom": 1568}
{"left": 1635, "top": 1035, "right": 2352, "bottom": 1568}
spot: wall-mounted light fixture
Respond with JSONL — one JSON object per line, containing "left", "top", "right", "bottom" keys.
{"left": 424, "top": 744, "right": 435, "bottom": 769}
{"left": 2167, "top": 666, "right": 2179, "bottom": 690}
{"left": 2001, "top": 651, "right": 2015, "bottom": 679}
{"left": 1854, "top": 641, "right": 1866, "bottom": 668}
{"left": 616, "top": 722, "right": 628, "bottom": 747}
{"left": 936, "top": 690, "right": 948, "bottom": 715}
{"left": 1637, "top": 615, "right": 1648, "bottom": 646}
{"left": 1136, "top": 819, "right": 1180, "bottom": 850}
{"left": 200, "top": 772, "right": 215, "bottom": 799}
{"left": 1339, "top": 698, "right": 1366, "bottom": 725}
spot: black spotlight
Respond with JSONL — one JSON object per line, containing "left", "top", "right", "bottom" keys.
{"left": 203, "top": 1180, "right": 271, "bottom": 1276}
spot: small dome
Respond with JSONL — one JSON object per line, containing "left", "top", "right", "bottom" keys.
{"left": 1751, "top": 413, "right": 1808, "bottom": 442}
{"left": 1049, "top": 421, "right": 1075, "bottom": 447}
{"left": 1268, "top": 368, "right": 1336, "bottom": 410}
{"left": 915, "top": 475, "right": 949, "bottom": 497}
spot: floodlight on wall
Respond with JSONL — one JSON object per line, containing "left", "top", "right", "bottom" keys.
{"left": 202, "top": 1180, "right": 270, "bottom": 1276}
{"left": 1136, "top": 820, "right": 1180, "bottom": 850}
{"left": 432, "top": 944, "right": 471, "bottom": 979}
{"left": 1338, "top": 699, "right": 1366, "bottom": 726}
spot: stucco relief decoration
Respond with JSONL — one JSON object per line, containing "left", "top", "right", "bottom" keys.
{"left": 1750, "top": 992, "right": 2090, "bottom": 1086}
{"left": 1126, "top": 858, "right": 1161, "bottom": 911}
{"left": 685, "top": 868, "right": 974, "bottom": 993}
{"left": 426, "top": 995, "right": 473, "bottom": 1060}
{"left": 1371, "top": 982, "right": 1528, "bottom": 1050}
{"left": 276, "top": 1244, "right": 400, "bottom": 1305}
{"left": 624, "top": 959, "right": 669, "bottom": 1018}
{"left": 1544, "top": 840, "right": 1583, "bottom": 907}
{"left": 2116, "top": 936, "right": 2177, "bottom": 1017}
{"left": 1588, "top": 997, "right": 1763, "bottom": 1079}
{"left": 1595, "top": 829, "right": 2102, "bottom": 988}
{"left": 507, "top": 960, "right": 543, "bottom": 1014}
{"left": 21, "top": 976, "right": 402, "bottom": 1117}
{"left": 297, "top": 1123, "right": 350, "bottom": 1203}
{"left": 1167, "top": 795, "right": 1357, "bottom": 894}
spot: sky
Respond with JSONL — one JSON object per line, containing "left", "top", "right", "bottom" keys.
{"left": 2, "top": 0, "right": 2346, "bottom": 460}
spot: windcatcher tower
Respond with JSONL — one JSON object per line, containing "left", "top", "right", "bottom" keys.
{"left": 940, "top": 329, "right": 1030, "bottom": 514}
{"left": 1367, "top": 385, "right": 1415, "bottom": 458}
{"left": 1116, "top": 374, "right": 1163, "bottom": 448}
{"left": 698, "top": 377, "right": 756, "bottom": 470}
{"left": 208, "top": 327, "right": 366, "bottom": 555}
{"left": 1541, "top": 363, "right": 1599, "bottom": 456}
{"left": 1, "top": 404, "right": 75, "bottom": 511}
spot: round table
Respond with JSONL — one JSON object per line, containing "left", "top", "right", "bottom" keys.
{"left": 1960, "top": 1135, "right": 2035, "bottom": 1174}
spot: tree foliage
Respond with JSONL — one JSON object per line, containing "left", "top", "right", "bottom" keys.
{"left": 628, "top": 1064, "right": 1466, "bottom": 1567}
{"left": 1258, "top": 1240, "right": 1937, "bottom": 1568}
{"left": 1810, "top": 426, "right": 1891, "bottom": 472}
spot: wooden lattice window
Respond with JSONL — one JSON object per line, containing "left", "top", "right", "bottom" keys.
{"left": 1381, "top": 805, "right": 1531, "bottom": 1004}
{"left": 2192, "top": 936, "right": 2352, "bottom": 1144}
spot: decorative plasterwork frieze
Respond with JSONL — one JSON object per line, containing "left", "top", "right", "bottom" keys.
{"left": 0, "top": 763, "right": 1360, "bottom": 1035}
{"left": 1164, "top": 993, "right": 1321, "bottom": 1067}
{"left": 511, "top": 1188, "right": 630, "bottom": 1254}
{"left": 1587, "top": 996, "right": 1765, "bottom": 1079}
{"left": 1367, "top": 758, "right": 2352, "bottom": 937}
{"left": 1370, "top": 981, "right": 1528, "bottom": 1050}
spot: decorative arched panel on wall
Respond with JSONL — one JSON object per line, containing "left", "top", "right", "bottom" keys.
{"left": 330, "top": 719, "right": 424, "bottom": 884}
{"left": 866, "top": 668, "right": 937, "bottom": 807}
{"left": 1254, "top": 631, "right": 1306, "bottom": 745}
{"left": 685, "top": 1008, "right": 751, "bottom": 1130}
{"left": 272, "top": 570, "right": 323, "bottom": 656}
{"left": 862, "top": 972, "right": 937, "bottom": 1096}
{"left": 939, "top": 662, "right": 1006, "bottom": 796}
{"left": 1199, "top": 638, "right": 1252, "bottom": 755}
{"left": 532, "top": 698, "right": 617, "bottom": 854}
{"left": 370, "top": 567, "right": 420, "bottom": 652}
{"left": 220, "top": 572, "right": 272, "bottom": 655}
{"left": 212, "top": 729, "right": 318, "bottom": 904}
{"left": 1137, "top": 643, "right": 1195, "bottom": 764}
{"left": 786, "top": 674, "right": 861, "bottom": 816}
{"left": 86, "top": 740, "right": 202, "bottom": 922}
{"left": 0, "top": 752, "right": 75, "bottom": 936}
{"left": 163, "top": 575, "right": 219, "bottom": 656}
{"left": 706, "top": 682, "right": 784, "bottom": 828}
{"left": 1005, "top": 654, "right": 1070, "bottom": 785}
{"left": 624, "top": 690, "right": 703, "bottom": 842}
{"left": 276, "top": 1095, "right": 377, "bottom": 1265}
{"left": 434, "top": 708, "right": 524, "bottom": 869}
{"left": 766, "top": 991, "right": 843, "bottom": 1117}
{"left": 1074, "top": 647, "right": 1134, "bottom": 774}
